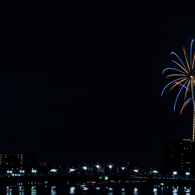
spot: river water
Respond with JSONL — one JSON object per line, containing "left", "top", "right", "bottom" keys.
{"left": 1, "top": 185, "right": 194, "bottom": 195}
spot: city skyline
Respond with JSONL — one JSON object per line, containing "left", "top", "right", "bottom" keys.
{"left": 0, "top": 2, "right": 195, "bottom": 169}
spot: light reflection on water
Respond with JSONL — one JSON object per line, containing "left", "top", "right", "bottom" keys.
{"left": 69, "top": 187, "right": 75, "bottom": 194}
{"left": 133, "top": 187, "right": 138, "bottom": 195}
{"left": 31, "top": 186, "right": 37, "bottom": 195}
{"left": 2, "top": 185, "right": 193, "bottom": 194}
{"left": 6, "top": 186, "right": 12, "bottom": 195}
{"left": 153, "top": 187, "right": 158, "bottom": 195}
{"left": 50, "top": 186, "right": 57, "bottom": 195}
{"left": 18, "top": 186, "right": 25, "bottom": 195}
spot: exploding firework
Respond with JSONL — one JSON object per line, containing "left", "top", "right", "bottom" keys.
{"left": 161, "top": 39, "right": 195, "bottom": 141}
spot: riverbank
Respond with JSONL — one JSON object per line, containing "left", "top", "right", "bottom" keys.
{"left": 0, "top": 175, "right": 195, "bottom": 189}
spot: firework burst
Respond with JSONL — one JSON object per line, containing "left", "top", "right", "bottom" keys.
{"left": 161, "top": 39, "right": 195, "bottom": 141}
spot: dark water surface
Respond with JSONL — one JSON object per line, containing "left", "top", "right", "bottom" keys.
{"left": 0, "top": 185, "right": 194, "bottom": 195}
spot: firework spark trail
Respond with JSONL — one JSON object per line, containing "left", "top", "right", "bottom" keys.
{"left": 180, "top": 98, "right": 191, "bottom": 115}
{"left": 162, "top": 68, "right": 185, "bottom": 75}
{"left": 173, "top": 80, "right": 188, "bottom": 112}
{"left": 162, "top": 39, "right": 195, "bottom": 141}
{"left": 162, "top": 39, "right": 195, "bottom": 112}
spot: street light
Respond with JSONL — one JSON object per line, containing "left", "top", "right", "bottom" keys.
{"left": 96, "top": 165, "right": 100, "bottom": 175}
{"left": 109, "top": 165, "right": 112, "bottom": 176}
{"left": 173, "top": 171, "right": 177, "bottom": 178}
{"left": 186, "top": 172, "right": 190, "bottom": 176}
{"left": 185, "top": 172, "right": 190, "bottom": 180}
{"left": 121, "top": 167, "right": 125, "bottom": 176}
{"left": 133, "top": 169, "right": 139, "bottom": 173}
{"left": 69, "top": 168, "right": 76, "bottom": 172}
{"left": 31, "top": 169, "right": 37, "bottom": 173}
{"left": 50, "top": 169, "right": 57, "bottom": 173}
{"left": 83, "top": 166, "right": 87, "bottom": 175}
{"left": 173, "top": 171, "right": 177, "bottom": 175}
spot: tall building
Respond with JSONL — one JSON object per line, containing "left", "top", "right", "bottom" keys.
{"left": 162, "top": 139, "right": 195, "bottom": 177}
{"left": 0, "top": 153, "right": 36, "bottom": 169}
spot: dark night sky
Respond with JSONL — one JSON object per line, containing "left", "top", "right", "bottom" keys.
{"left": 0, "top": 1, "right": 195, "bottom": 168}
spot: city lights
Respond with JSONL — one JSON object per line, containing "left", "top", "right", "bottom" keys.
{"left": 173, "top": 171, "right": 177, "bottom": 175}
{"left": 69, "top": 168, "right": 76, "bottom": 172}
{"left": 50, "top": 169, "right": 57, "bottom": 173}
{"left": 186, "top": 172, "right": 190, "bottom": 176}
{"left": 31, "top": 169, "right": 37, "bottom": 173}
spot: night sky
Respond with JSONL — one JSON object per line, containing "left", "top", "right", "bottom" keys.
{"left": 0, "top": 2, "right": 195, "bottom": 169}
